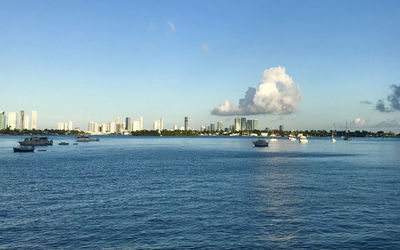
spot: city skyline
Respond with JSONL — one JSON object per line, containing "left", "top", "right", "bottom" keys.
{"left": 1, "top": 1, "right": 399, "bottom": 132}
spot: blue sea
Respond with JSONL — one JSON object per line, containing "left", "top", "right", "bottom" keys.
{"left": 1, "top": 136, "right": 399, "bottom": 249}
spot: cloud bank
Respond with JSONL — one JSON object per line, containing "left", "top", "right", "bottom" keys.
{"left": 376, "top": 84, "right": 400, "bottom": 112}
{"left": 212, "top": 66, "right": 303, "bottom": 116}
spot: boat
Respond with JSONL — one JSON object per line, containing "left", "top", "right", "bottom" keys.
{"left": 19, "top": 137, "right": 53, "bottom": 146}
{"left": 331, "top": 128, "right": 336, "bottom": 143}
{"left": 76, "top": 135, "right": 100, "bottom": 142}
{"left": 38, "top": 149, "right": 47, "bottom": 152}
{"left": 253, "top": 139, "right": 269, "bottom": 147}
{"left": 343, "top": 121, "right": 353, "bottom": 140}
{"left": 269, "top": 134, "right": 278, "bottom": 142}
{"left": 299, "top": 135, "right": 308, "bottom": 144}
{"left": 13, "top": 146, "right": 35, "bottom": 152}
{"left": 288, "top": 134, "right": 297, "bottom": 141}
{"left": 59, "top": 142, "right": 69, "bottom": 145}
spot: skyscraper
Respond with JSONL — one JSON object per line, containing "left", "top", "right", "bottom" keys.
{"left": 247, "top": 120, "right": 254, "bottom": 131}
{"left": 125, "top": 117, "right": 132, "bottom": 132}
{"left": 19, "top": 111, "right": 24, "bottom": 130}
{"left": 279, "top": 125, "right": 284, "bottom": 131}
{"left": 7, "top": 112, "right": 17, "bottom": 130}
{"left": 31, "top": 111, "right": 37, "bottom": 130}
{"left": 184, "top": 116, "right": 188, "bottom": 131}
{"left": 139, "top": 117, "right": 143, "bottom": 131}
{"left": 58, "top": 122, "right": 65, "bottom": 130}
{"left": 68, "top": 121, "right": 73, "bottom": 131}
{"left": 159, "top": 118, "right": 164, "bottom": 131}
{"left": 254, "top": 119, "right": 259, "bottom": 130}
{"left": 217, "top": 121, "right": 223, "bottom": 131}
{"left": 234, "top": 118, "right": 241, "bottom": 131}
{"left": 24, "top": 116, "right": 30, "bottom": 130}
{"left": 153, "top": 120, "right": 160, "bottom": 131}
{"left": 0, "top": 111, "right": 6, "bottom": 130}
{"left": 241, "top": 117, "right": 247, "bottom": 131}
{"left": 210, "top": 123, "right": 215, "bottom": 131}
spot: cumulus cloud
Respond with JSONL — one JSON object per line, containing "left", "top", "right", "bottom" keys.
{"left": 201, "top": 44, "right": 209, "bottom": 52}
{"left": 376, "top": 84, "right": 400, "bottom": 112}
{"left": 352, "top": 118, "right": 368, "bottom": 127}
{"left": 360, "top": 100, "right": 372, "bottom": 105}
{"left": 375, "top": 119, "right": 400, "bottom": 128}
{"left": 212, "top": 66, "right": 303, "bottom": 116}
{"left": 168, "top": 21, "right": 176, "bottom": 32}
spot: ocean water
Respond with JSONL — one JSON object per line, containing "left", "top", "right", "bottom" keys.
{"left": 1, "top": 136, "right": 399, "bottom": 249}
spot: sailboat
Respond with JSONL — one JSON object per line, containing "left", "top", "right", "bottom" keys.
{"left": 343, "top": 121, "right": 352, "bottom": 140}
{"left": 331, "top": 125, "right": 336, "bottom": 143}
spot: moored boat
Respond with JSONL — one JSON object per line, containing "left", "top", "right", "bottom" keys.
{"left": 253, "top": 139, "right": 269, "bottom": 147}
{"left": 299, "top": 135, "right": 308, "bottom": 144}
{"left": 19, "top": 137, "right": 53, "bottom": 146}
{"left": 13, "top": 146, "right": 35, "bottom": 152}
{"left": 59, "top": 142, "right": 69, "bottom": 145}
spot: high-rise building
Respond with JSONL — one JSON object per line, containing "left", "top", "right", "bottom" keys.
{"left": 31, "top": 111, "right": 37, "bottom": 130}
{"left": 7, "top": 112, "right": 17, "bottom": 130}
{"left": 19, "top": 111, "right": 25, "bottom": 130}
{"left": 241, "top": 117, "right": 247, "bottom": 131}
{"left": 109, "top": 122, "right": 116, "bottom": 133}
{"left": 68, "top": 121, "right": 72, "bottom": 130}
{"left": 88, "top": 121, "right": 95, "bottom": 132}
{"left": 24, "top": 116, "right": 30, "bottom": 130}
{"left": 184, "top": 116, "right": 188, "bottom": 131}
{"left": 247, "top": 120, "right": 254, "bottom": 131}
{"left": 125, "top": 117, "right": 132, "bottom": 132}
{"left": 173, "top": 125, "right": 178, "bottom": 130}
{"left": 159, "top": 118, "right": 163, "bottom": 131}
{"left": 254, "top": 119, "right": 259, "bottom": 130}
{"left": 217, "top": 121, "right": 223, "bottom": 131}
{"left": 153, "top": 120, "right": 160, "bottom": 131}
{"left": 139, "top": 117, "right": 143, "bottom": 131}
{"left": 279, "top": 125, "right": 284, "bottom": 132}
{"left": 234, "top": 118, "right": 241, "bottom": 131}
{"left": 210, "top": 123, "right": 215, "bottom": 131}
{"left": 0, "top": 111, "right": 6, "bottom": 130}
{"left": 132, "top": 120, "right": 140, "bottom": 131}
{"left": 58, "top": 122, "right": 65, "bottom": 130}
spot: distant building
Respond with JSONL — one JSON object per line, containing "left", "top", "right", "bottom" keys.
{"left": 173, "top": 125, "right": 178, "bottom": 130}
{"left": 68, "top": 121, "right": 73, "bottom": 131}
{"left": 184, "top": 116, "right": 188, "bottom": 131}
{"left": 24, "top": 116, "right": 30, "bottom": 130}
{"left": 254, "top": 119, "right": 259, "bottom": 130}
{"left": 88, "top": 121, "right": 95, "bottom": 132}
{"left": 31, "top": 111, "right": 37, "bottom": 130}
{"left": 125, "top": 117, "right": 132, "bottom": 132}
{"left": 132, "top": 120, "right": 140, "bottom": 131}
{"left": 279, "top": 125, "right": 284, "bottom": 131}
{"left": 58, "top": 122, "right": 65, "bottom": 130}
{"left": 109, "top": 122, "right": 116, "bottom": 133}
{"left": 159, "top": 118, "right": 163, "bottom": 131}
{"left": 153, "top": 120, "right": 160, "bottom": 131}
{"left": 217, "top": 121, "right": 223, "bottom": 131}
{"left": 229, "top": 125, "right": 235, "bottom": 131}
{"left": 234, "top": 118, "right": 241, "bottom": 131}
{"left": 7, "top": 112, "right": 17, "bottom": 130}
{"left": 139, "top": 117, "right": 143, "bottom": 131}
{"left": 19, "top": 111, "right": 25, "bottom": 130}
{"left": 0, "top": 111, "right": 6, "bottom": 130}
{"left": 247, "top": 120, "right": 254, "bottom": 131}
{"left": 241, "top": 117, "right": 247, "bottom": 131}
{"left": 210, "top": 123, "right": 215, "bottom": 131}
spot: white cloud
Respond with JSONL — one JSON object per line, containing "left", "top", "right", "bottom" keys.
{"left": 201, "top": 44, "right": 209, "bottom": 52}
{"left": 352, "top": 118, "right": 368, "bottom": 127}
{"left": 375, "top": 119, "right": 400, "bottom": 128}
{"left": 212, "top": 66, "right": 303, "bottom": 116}
{"left": 168, "top": 21, "right": 176, "bottom": 32}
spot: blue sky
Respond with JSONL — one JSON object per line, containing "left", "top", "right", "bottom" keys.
{"left": 1, "top": 0, "right": 399, "bottom": 131}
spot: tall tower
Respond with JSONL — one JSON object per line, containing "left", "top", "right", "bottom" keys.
{"left": 7, "top": 112, "right": 17, "bottom": 130}
{"left": 234, "top": 118, "right": 241, "bottom": 131}
{"left": 24, "top": 116, "right": 30, "bottom": 130}
{"left": 184, "top": 116, "right": 188, "bottom": 131}
{"left": 31, "top": 111, "right": 37, "bottom": 130}
{"left": 19, "top": 111, "right": 25, "bottom": 130}
{"left": 125, "top": 117, "right": 132, "bottom": 131}
{"left": 241, "top": 117, "right": 247, "bottom": 131}
{"left": 139, "top": 117, "right": 143, "bottom": 131}
{"left": 0, "top": 111, "right": 5, "bottom": 130}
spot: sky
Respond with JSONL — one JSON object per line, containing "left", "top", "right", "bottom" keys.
{"left": 1, "top": 0, "right": 400, "bottom": 131}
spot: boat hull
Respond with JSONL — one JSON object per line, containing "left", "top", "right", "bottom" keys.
{"left": 13, "top": 147, "right": 34, "bottom": 152}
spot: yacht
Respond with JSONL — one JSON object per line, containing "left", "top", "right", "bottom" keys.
{"left": 76, "top": 135, "right": 100, "bottom": 142}
{"left": 253, "top": 139, "right": 269, "bottom": 147}
{"left": 288, "top": 134, "right": 297, "bottom": 141}
{"left": 19, "top": 137, "right": 53, "bottom": 146}
{"left": 13, "top": 146, "right": 35, "bottom": 152}
{"left": 59, "top": 142, "right": 69, "bottom": 145}
{"left": 299, "top": 135, "right": 308, "bottom": 144}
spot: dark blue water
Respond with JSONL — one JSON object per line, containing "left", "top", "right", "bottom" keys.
{"left": 1, "top": 136, "right": 399, "bottom": 248}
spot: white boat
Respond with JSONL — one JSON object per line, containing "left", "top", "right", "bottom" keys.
{"left": 299, "top": 135, "right": 308, "bottom": 144}
{"left": 288, "top": 135, "right": 297, "bottom": 141}
{"left": 253, "top": 139, "right": 269, "bottom": 147}
{"left": 331, "top": 137, "right": 336, "bottom": 143}
{"left": 269, "top": 134, "right": 278, "bottom": 142}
